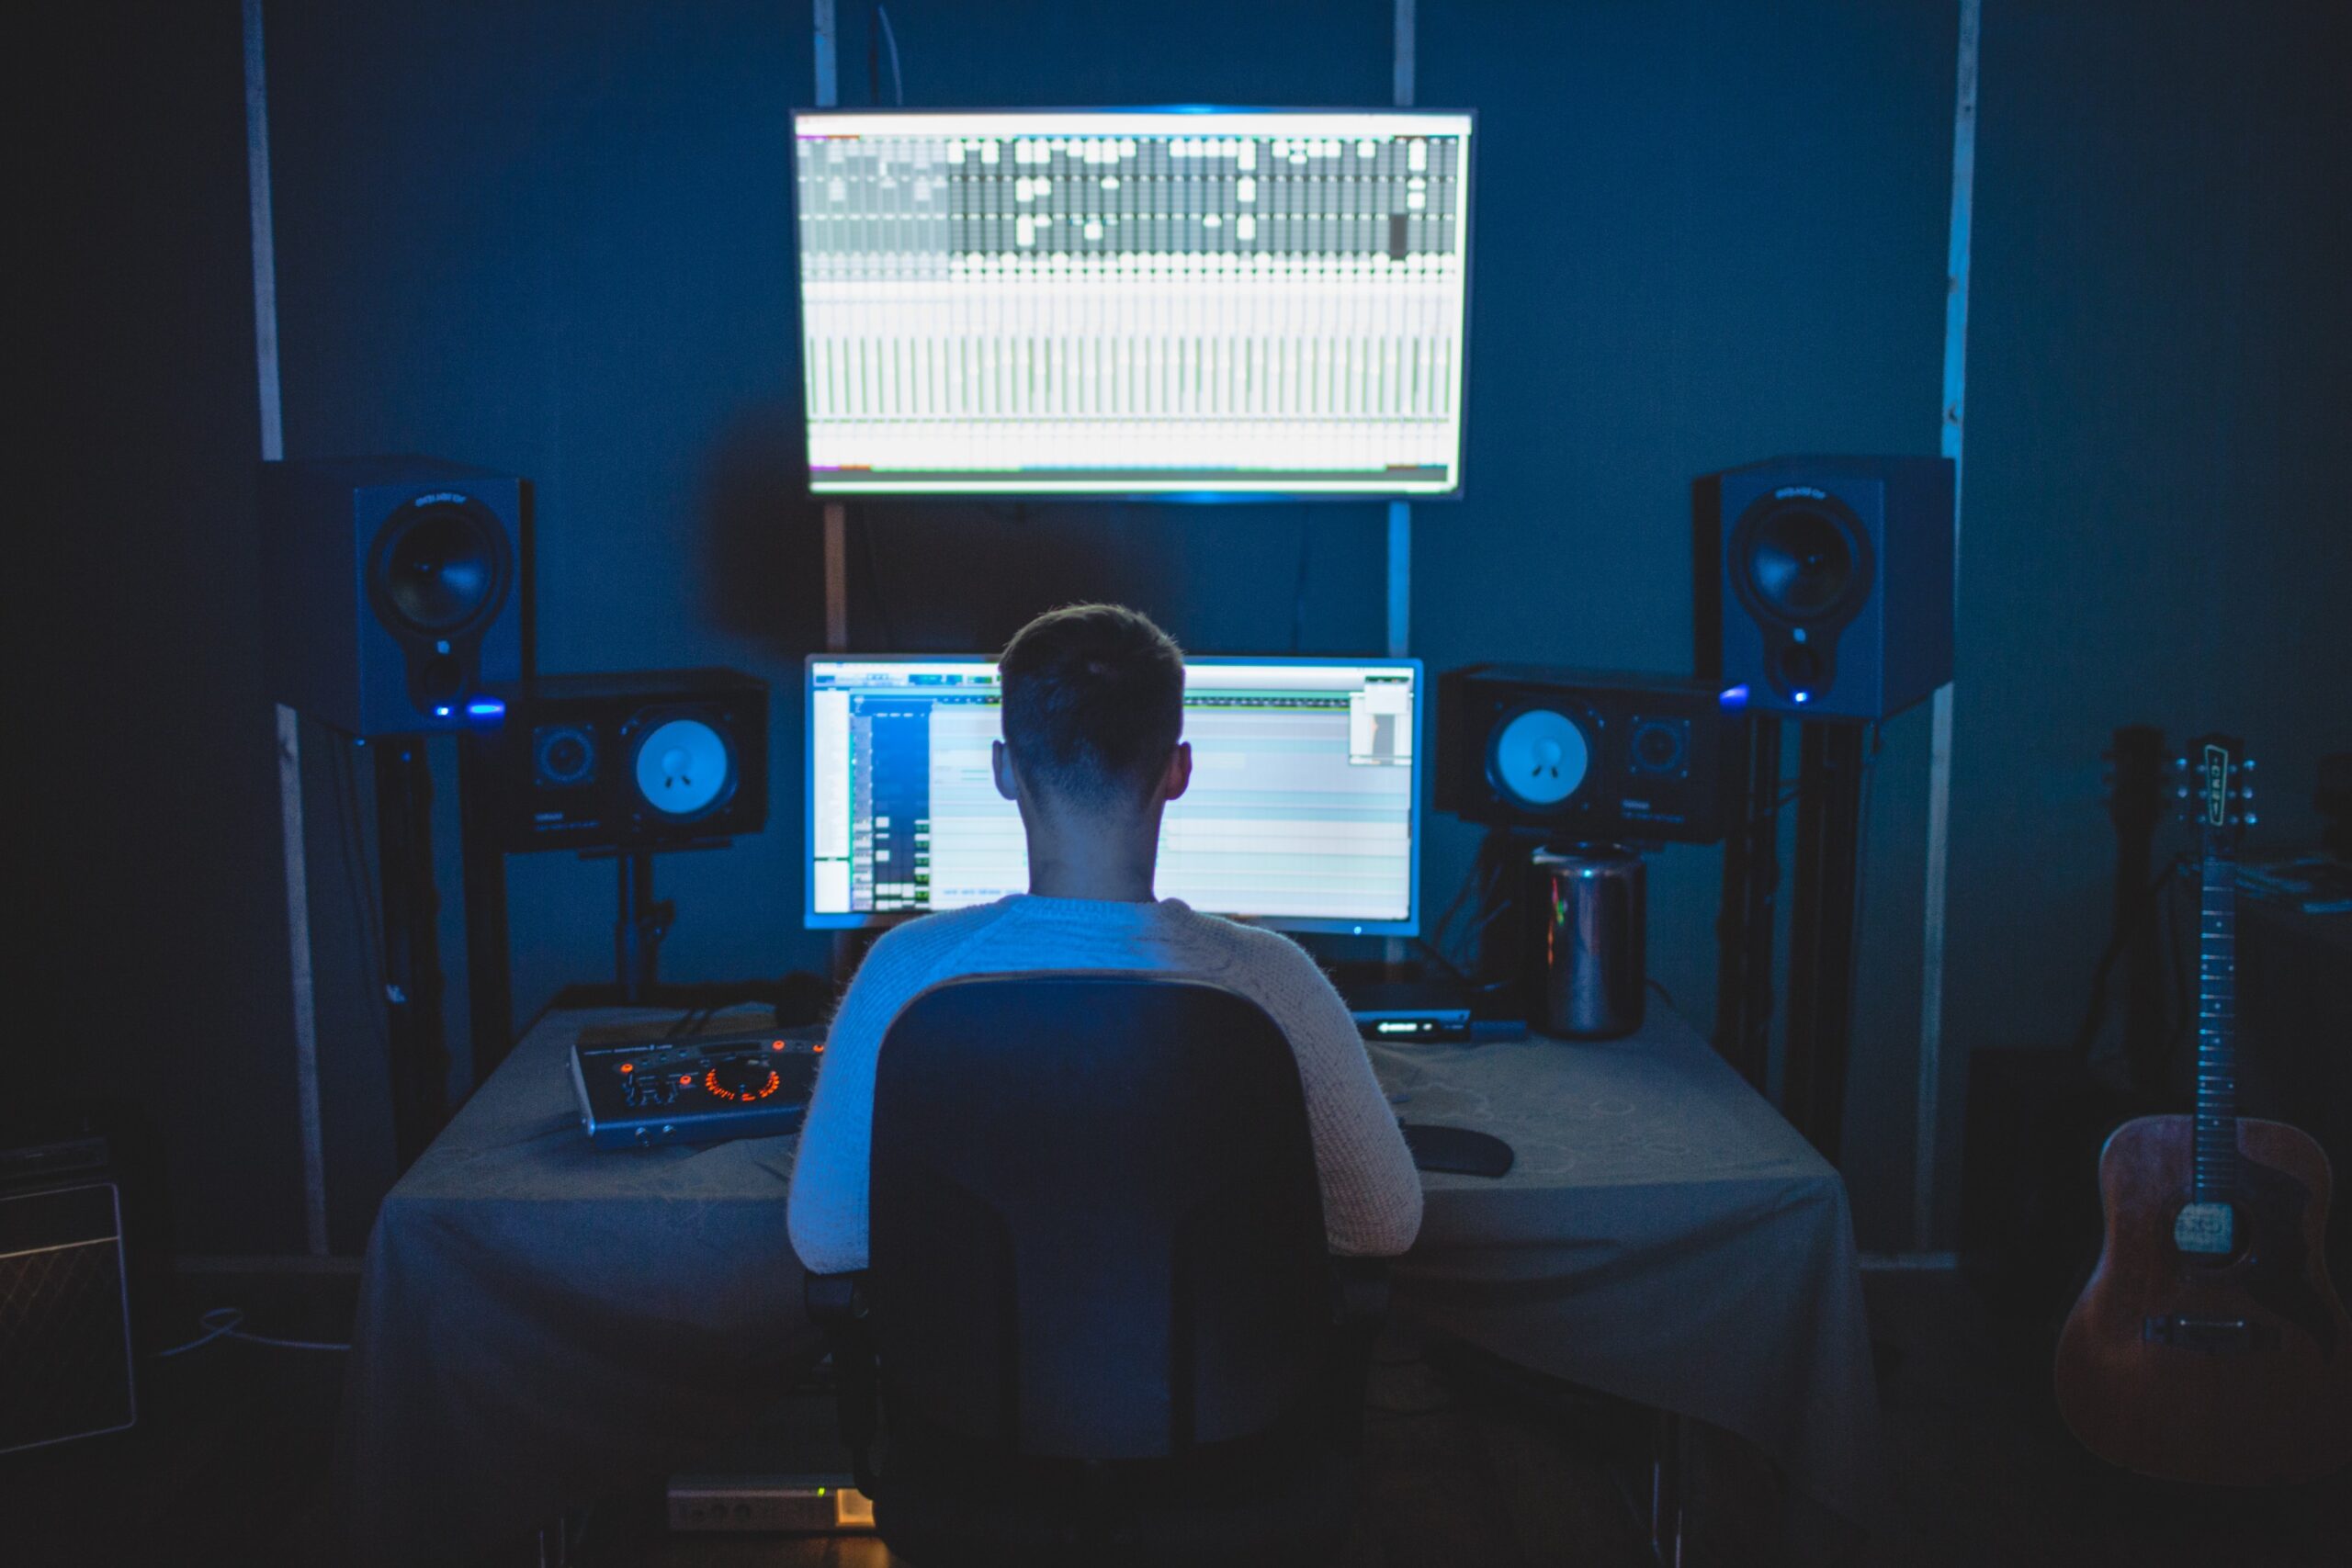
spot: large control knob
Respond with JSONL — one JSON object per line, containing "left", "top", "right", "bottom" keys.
{"left": 705, "top": 1059, "right": 784, "bottom": 1102}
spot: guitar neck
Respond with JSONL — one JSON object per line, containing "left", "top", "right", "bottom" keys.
{"left": 2194, "top": 849, "right": 2239, "bottom": 1199}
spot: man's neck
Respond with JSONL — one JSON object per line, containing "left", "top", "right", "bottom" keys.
{"left": 1023, "top": 846, "right": 1158, "bottom": 903}
{"left": 1021, "top": 808, "right": 1163, "bottom": 904}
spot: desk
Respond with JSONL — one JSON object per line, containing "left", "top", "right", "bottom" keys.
{"left": 1370, "top": 1021, "right": 1880, "bottom": 1525}
{"left": 335, "top": 1005, "right": 1878, "bottom": 1562}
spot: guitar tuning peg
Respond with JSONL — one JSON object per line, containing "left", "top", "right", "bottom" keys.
{"left": 2173, "top": 757, "right": 2188, "bottom": 769}
{"left": 2245, "top": 812, "right": 2259, "bottom": 826}
{"left": 2242, "top": 759, "right": 2256, "bottom": 772}
{"left": 2238, "top": 785, "right": 2254, "bottom": 800}
{"left": 2177, "top": 786, "right": 2189, "bottom": 798}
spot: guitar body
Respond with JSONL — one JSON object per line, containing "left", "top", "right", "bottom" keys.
{"left": 2056, "top": 1113, "right": 2352, "bottom": 1484}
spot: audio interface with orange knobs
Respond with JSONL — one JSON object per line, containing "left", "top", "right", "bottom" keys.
{"left": 570, "top": 1030, "right": 822, "bottom": 1149}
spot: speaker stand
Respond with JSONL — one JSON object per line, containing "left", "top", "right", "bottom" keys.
{"left": 456, "top": 735, "right": 516, "bottom": 1087}
{"left": 1782, "top": 722, "right": 1867, "bottom": 1163}
{"left": 614, "top": 852, "right": 675, "bottom": 1005}
{"left": 1711, "top": 716, "right": 1781, "bottom": 1093}
{"left": 373, "top": 739, "right": 451, "bottom": 1168}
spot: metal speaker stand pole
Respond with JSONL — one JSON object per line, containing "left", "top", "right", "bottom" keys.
{"left": 455, "top": 734, "right": 515, "bottom": 1087}
{"left": 1781, "top": 721, "right": 1867, "bottom": 1162}
{"left": 1711, "top": 715, "right": 1781, "bottom": 1092}
{"left": 373, "top": 739, "right": 451, "bottom": 1168}
{"left": 614, "top": 852, "right": 673, "bottom": 1005}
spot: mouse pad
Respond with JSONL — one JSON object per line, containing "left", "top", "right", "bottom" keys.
{"left": 1397, "top": 1121, "right": 1515, "bottom": 1179}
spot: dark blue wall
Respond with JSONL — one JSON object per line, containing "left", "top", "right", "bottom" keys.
{"left": 24, "top": 1, "right": 2347, "bottom": 1255}
{"left": 1941, "top": 0, "right": 2352, "bottom": 1235}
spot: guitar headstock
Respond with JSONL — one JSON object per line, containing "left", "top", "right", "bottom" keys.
{"left": 2174, "top": 732, "right": 2256, "bottom": 852}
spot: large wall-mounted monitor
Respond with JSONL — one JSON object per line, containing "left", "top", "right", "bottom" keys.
{"left": 806, "top": 655, "right": 1422, "bottom": 933}
{"left": 792, "top": 108, "right": 1474, "bottom": 498}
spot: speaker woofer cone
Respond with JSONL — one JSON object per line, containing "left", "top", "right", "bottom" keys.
{"left": 1487, "top": 705, "right": 1592, "bottom": 810}
{"left": 1732, "top": 496, "right": 1871, "bottom": 626}
{"left": 628, "top": 713, "right": 737, "bottom": 822}
{"left": 370, "top": 499, "right": 511, "bottom": 636}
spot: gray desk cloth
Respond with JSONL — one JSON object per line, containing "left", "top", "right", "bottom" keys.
{"left": 335, "top": 1004, "right": 1878, "bottom": 1562}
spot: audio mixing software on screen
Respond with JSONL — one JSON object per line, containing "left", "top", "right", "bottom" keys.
{"left": 793, "top": 109, "right": 1474, "bottom": 496}
{"left": 806, "top": 658, "right": 1421, "bottom": 932}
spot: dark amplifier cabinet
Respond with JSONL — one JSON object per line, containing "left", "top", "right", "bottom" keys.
{"left": 0, "top": 1153, "right": 136, "bottom": 1454}
{"left": 2236, "top": 883, "right": 2352, "bottom": 1279}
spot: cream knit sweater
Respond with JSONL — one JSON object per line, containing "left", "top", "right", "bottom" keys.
{"left": 786, "top": 894, "right": 1425, "bottom": 1275}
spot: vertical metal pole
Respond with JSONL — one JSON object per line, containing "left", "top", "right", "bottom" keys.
{"left": 1712, "top": 716, "right": 1781, "bottom": 1092}
{"left": 818, "top": 0, "right": 846, "bottom": 658}
{"left": 1386, "top": 0, "right": 1414, "bottom": 663}
{"left": 376, "top": 743, "right": 449, "bottom": 1168}
{"left": 815, "top": 4, "right": 857, "bottom": 981}
{"left": 457, "top": 738, "right": 515, "bottom": 1085}
{"left": 616, "top": 853, "right": 662, "bottom": 1005}
{"left": 1916, "top": 0, "right": 1980, "bottom": 1249}
{"left": 814, "top": 4, "right": 845, "bottom": 656}
{"left": 1784, "top": 724, "right": 1866, "bottom": 1164}
{"left": 1392, "top": 0, "right": 1416, "bottom": 110}
{"left": 1740, "top": 720, "right": 1783, "bottom": 1092}
{"left": 813, "top": 0, "right": 838, "bottom": 107}
{"left": 1382, "top": 1, "right": 1417, "bottom": 975}
{"left": 1385, "top": 502, "right": 1410, "bottom": 658}
{"left": 824, "top": 503, "right": 850, "bottom": 650}
{"left": 246, "top": 0, "right": 328, "bottom": 1256}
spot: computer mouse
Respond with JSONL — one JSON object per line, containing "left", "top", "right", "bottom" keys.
{"left": 1397, "top": 1122, "right": 1515, "bottom": 1179}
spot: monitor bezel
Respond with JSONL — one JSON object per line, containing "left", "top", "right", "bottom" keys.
{"left": 803, "top": 651, "right": 1425, "bottom": 935}
{"left": 788, "top": 106, "right": 1477, "bottom": 504}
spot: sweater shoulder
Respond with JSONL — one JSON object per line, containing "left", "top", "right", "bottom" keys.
{"left": 1162, "top": 908, "right": 1332, "bottom": 991}
{"left": 854, "top": 901, "right": 1013, "bottom": 985}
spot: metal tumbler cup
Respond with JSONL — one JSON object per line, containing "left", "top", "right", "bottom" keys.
{"left": 1530, "top": 845, "right": 1646, "bottom": 1039}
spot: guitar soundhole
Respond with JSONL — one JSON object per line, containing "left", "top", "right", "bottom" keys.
{"left": 2168, "top": 1200, "right": 2246, "bottom": 1268}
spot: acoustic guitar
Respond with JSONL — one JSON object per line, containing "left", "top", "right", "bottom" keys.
{"left": 2054, "top": 734, "right": 2352, "bottom": 1484}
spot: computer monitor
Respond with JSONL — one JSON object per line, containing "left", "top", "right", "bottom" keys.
{"left": 792, "top": 107, "right": 1474, "bottom": 498}
{"left": 806, "top": 655, "right": 1422, "bottom": 933}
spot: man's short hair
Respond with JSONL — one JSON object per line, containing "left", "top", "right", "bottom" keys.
{"left": 999, "top": 604, "right": 1184, "bottom": 809}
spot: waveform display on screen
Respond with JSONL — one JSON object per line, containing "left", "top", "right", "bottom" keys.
{"left": 793, "top": 110, "right": 1473, "bottom": 496}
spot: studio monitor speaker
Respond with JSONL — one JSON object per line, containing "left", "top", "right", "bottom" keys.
{"left": 488, "top": 670, "right": 770, "bottom": 852}
{"left": 261, "top": 457, "right": 523, "bottom": 736}
{"left": 1436, "top": 666, "right": 1745, "bottom": 844}
{"left": 1695, "top": 456, "right": 1954, "bottom": 722}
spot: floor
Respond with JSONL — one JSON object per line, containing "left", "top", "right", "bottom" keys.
{"left": 1862, "top": 1271, "right": 2350, "bottom": 1568}
{"left": 4, "top": 1267, "right": 2346, "bottom": 1566}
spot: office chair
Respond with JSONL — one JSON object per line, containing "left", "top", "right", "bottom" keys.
{"left": 804, "top": 973, "right": 1386, "bottom": 1568}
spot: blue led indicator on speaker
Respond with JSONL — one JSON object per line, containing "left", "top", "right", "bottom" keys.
{"left": 467, "top": 698, "right": 506, "bottom": 718}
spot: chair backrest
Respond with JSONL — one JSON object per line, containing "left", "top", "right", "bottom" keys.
{"left": 868, "top": 973, "right": 1333, "bottom": 1463}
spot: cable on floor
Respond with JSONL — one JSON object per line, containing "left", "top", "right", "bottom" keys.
{"left": 155, "top": 1306, "right": 351, "bottom": 1357}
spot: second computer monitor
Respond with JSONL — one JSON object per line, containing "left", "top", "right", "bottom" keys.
{"left": 792, "top": 107, "right": 1474, "bottom": 497}
{"left": 807, "top": 655, "right": 1420, "bottom": 933}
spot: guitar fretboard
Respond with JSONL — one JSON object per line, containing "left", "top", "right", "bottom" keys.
{"left": 2195, "top": 853, "right": 2239, "bottom": 1200}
